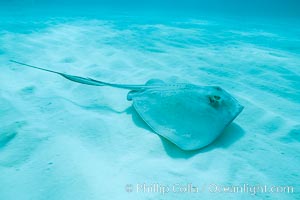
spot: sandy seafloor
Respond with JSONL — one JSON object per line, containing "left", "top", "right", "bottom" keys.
{"left": 0, "top": 11, "right": 300, "bottom": 200}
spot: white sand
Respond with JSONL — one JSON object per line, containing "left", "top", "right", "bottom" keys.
{"left": 0, "top": 16, "right": 299, "bottom": 199}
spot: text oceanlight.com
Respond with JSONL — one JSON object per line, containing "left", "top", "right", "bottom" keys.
{"left": 125, "top": 183, "right": 294, "bottom": 195}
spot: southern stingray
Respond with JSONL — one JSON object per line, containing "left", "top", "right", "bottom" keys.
{"left": 10, "top": 60, "right": 243, "bottom": 150}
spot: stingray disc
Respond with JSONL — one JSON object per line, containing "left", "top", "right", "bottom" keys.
{"left": 129, "top": 84, "right": 243, "bottom": 150}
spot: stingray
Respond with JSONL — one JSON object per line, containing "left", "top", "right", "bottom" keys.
{"left": 9, "top": 60, "right": 243, "bottom": 150}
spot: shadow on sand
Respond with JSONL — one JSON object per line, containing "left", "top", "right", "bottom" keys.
{"left": 126, "top": 106, "right": 245, "bottom": 159}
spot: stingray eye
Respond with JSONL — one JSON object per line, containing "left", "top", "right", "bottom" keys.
{"left": 214, "top": 95, "right": 221, "bottom": 100}
{"left": 208, "top": 95, "right": 221, "bottom": 107}
{"left": 208, "top": 96, "right": 215, "bottom": 104}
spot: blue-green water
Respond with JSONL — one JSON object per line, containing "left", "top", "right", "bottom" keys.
{"left": 0, "top": 1, "right": 299, "bottom": 200}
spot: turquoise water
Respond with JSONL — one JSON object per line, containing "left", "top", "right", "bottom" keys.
{"left": 0, "top": 1, "right": 300, "bottom": 200}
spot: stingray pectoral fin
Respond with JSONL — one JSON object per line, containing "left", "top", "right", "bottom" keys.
{"left": 127, "top": 90, "right": 141, "bottom": 101}
{"left": 130, "top": 85, "right": 243, "bottom": 150}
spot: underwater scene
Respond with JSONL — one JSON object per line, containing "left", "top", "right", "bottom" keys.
{"left": 0, "top": 0, "right": 299, "bottom": 199}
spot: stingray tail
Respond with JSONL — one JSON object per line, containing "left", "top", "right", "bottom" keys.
{"left": 9, "top": 60, "right": 153, "bottom": 90}
{"left": 9, "top": 60, "right": 108, "bottom": 86}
